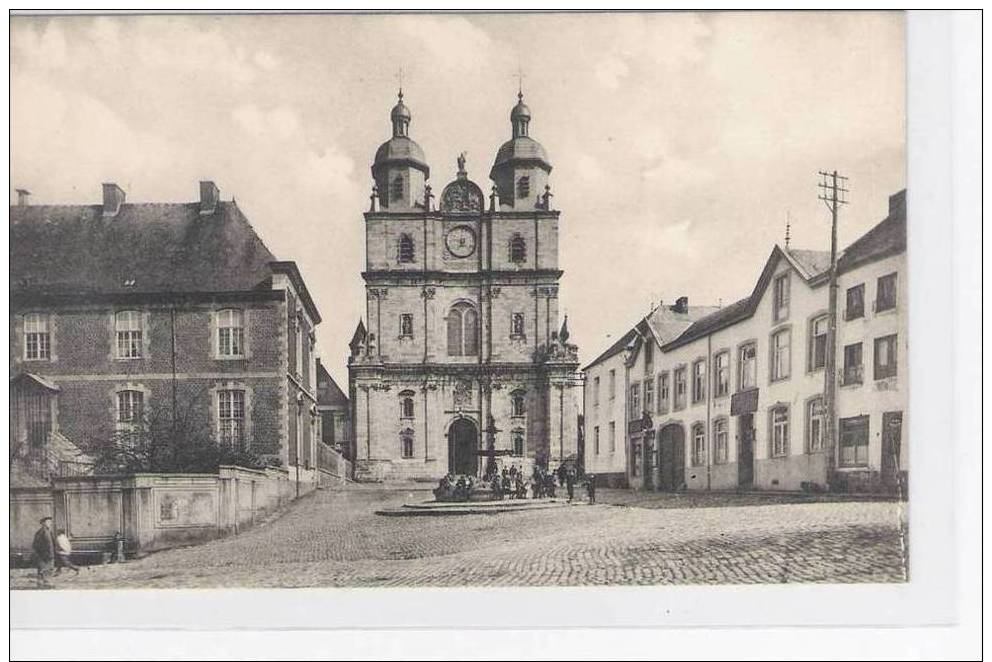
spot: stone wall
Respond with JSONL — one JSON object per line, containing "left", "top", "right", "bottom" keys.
{"left": 9, "top": 465, "right": 323, "bottom": 560}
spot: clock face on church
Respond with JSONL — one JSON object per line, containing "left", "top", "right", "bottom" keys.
{"left": 445, "top": 226, "right": 476, "bottom": 258}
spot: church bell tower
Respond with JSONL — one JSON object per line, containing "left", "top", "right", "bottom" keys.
{"left": 349, "top": 89, "right": 582, "bottom": 483}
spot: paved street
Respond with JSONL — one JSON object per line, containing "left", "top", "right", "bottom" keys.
{"left": 10, "top": 487, "right": 908, "bottom": 589}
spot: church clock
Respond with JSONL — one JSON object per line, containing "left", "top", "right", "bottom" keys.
{"left": 445, "top": 225, "right": 476, "bottom": 258}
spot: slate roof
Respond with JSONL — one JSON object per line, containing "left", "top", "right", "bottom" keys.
{"left": 838, "top": 190, "right": 906, "bottom": 274}
{"left": 583, "top": 304, "right": 717, "bottom": 371}
{"left": 660, "top": 297, "right": 752, "bottom": 351}
{"left": 782, "top": 248, "right": 831, "bottom": 280}
{"left": 583, "top": 325, "right": 639, "bottom": 371}
{"left": 9, "top": 201, "right": 278, "bottom": 297}
{"left": 317, "top": 363, "right": 349, "bottom": 408}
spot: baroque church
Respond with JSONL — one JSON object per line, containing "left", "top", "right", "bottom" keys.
{"left": 348, "top": 89, "right": 582, "bottom": 482}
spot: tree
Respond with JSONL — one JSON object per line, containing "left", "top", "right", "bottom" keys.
{"left": 87, "top": 387, "right": 271, "bottom": 474}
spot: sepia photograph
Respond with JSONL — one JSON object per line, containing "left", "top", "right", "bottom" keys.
{"left": 7, "top": 9, "right": 911, "bottom": 592}
{"left": 5, "top": 10, "right": 982, "bottom": 658}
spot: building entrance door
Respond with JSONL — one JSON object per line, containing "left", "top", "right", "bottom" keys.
{"left": 881, "top": 411, "right": 903, "bottom": 490}
{"left": 737, "top": 414, "right": 755, "bottom": 488}
{"left": 657, "top": 424, "right": 685, "bottom": 491}
{"left": 448, "top": 418, "right": 479, "bottom": 476}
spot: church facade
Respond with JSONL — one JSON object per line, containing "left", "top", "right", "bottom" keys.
{"left": 348, "top": 91, "right": 582, "bottom": 482}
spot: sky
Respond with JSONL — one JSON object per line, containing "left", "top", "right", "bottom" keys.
{"left": 10, "top": 12, "right": 906, "bottom": 387}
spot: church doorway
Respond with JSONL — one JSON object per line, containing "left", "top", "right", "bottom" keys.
{"left": 448, "top": 418, "right": 479, "bottom": 476}
{"left": 657, "top": 423, "right": 685, "bottom": 491}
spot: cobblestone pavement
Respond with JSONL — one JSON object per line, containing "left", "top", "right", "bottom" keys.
{"left": 10, "top": 487, "right": 909, "bottom": 589}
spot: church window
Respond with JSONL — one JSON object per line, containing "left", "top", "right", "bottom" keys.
{"left": 399, "top": 391, "right": 415, "bottom": 419}
{"left": 400, "top": 428, "right": 415, "bottom": 458}
{"left": 398, "top": 234, "right": 415, "bottom": 263}
{"left": 447, "top": 302, "right": 478, "bottom": 357}
{"left": 509, "top": 234, "right": 527, "bottom": 264}
{"left": 511, "top": 391, "right": 526, "bottom": 417}
{"left": 511, "top": 312, "right": 525, "bottom": 337}
{"left": 390, "top": 175, "right": 404, "bottom": 204}
{"left": 517, "top": 176, "right": 530, "bottom": 199}
{"left": 512, "top": 429, "right": 525, "bottom": 456}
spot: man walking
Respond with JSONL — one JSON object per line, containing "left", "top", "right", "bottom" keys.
{"left": 32, "top": 516, "right": 56, "bottom": 588}
{"left": 565, "top": 468, "right": 576, "bottom": 503}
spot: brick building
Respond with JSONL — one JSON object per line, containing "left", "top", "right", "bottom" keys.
{"left": 348, "top": 91, "right": 583, "bottom": 482}
{"left": 316, "top": 361, "right": 351, "bottom": 458}
{"left": 584, "top": 190, "right": 907, "bottom": 494}
{"left": 9, "top": 181, "right": 328, "bottom": 487}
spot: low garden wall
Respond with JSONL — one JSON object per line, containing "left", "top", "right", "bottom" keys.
{"left": 10, "top": 465, "right": 319, "bottom": 561}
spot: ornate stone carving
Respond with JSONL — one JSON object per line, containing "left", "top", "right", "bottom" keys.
{"left": 440, "top": 179, "right": 484, "bottom": 213}
{"left": 368, "top": 288, "right": 389, "bottom": 300}
{"left": 452, "top": 379, "right": 473, "bottom": 407}
{"left": 421, "top": 286, "right": 436, "bottom": 300}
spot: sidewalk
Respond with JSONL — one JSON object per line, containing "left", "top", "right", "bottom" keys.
{"left": 597, "top": 488, "right": 905, "bottom": 510}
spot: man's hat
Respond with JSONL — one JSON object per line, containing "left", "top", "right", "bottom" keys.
{"left": 39, "top": 516, "right": 52, "bottom": 524}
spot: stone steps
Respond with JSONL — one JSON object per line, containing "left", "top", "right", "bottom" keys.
{"left": 376, "top": 498, "right": 580, "bottom": 517}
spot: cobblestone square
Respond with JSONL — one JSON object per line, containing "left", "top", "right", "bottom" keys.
{"left": 10, "top": 487, "right": 908, "bottom": 589}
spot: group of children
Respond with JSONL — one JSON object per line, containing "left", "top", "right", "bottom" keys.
{"left": 488, "top": 464, "right": 597, "bottom": 504}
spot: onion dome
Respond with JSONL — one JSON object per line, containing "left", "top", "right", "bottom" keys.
{"left": 372, "top": 90, "right": 429, "bottom": 178}
{"left": 490, "top": 92, "right": 552, "bottom": 180}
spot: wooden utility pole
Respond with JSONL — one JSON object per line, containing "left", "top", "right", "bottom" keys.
{"left": 818, "top": 170, "right": 848, "bottom": 490}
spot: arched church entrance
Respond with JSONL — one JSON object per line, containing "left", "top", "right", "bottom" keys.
{"left": 658, "top": 423, "right": 686, "bottom": 491}
{"left": 448, "top": 418, "right": 479, "bottom": 476}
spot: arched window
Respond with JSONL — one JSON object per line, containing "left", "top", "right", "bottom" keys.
{"left": 509, "top": 234, "right": 527, "bottom": 264}
{"left": 713, "top": 418, "right": 729, "bottom": 464}
{"left": 447, "top": 302, "right": 478, "bottom": 356}
{"left": 400, "top": 428, "right": 415, "bottom": 458}
{"left": 510, "top": 312, "right": 525, "bottom": 338}
{"left": 511, "top": 391, "right": 526, "bottom": 418}
{"left": 116, "top": 390, "right": 145, "bottom": 432}
{"left": 512, "top": 428, "right": 525, "bottom": 456}
{"left": 115, "top": 310, "right": 143, "bottom": 359}
{"left": 691, "top": 423, "right": 706, "bottom": 466}
{"left": 770, "top": 405, "right": 790, "bottom": 457}
{"left": 398, "top": 233, "right": 415, "bottom": 263}
{"left": 390, "top": 175, "right": 404, "bottom": 204}
{"left": 399, "top": 391, "right": 415, "bottom": 419}
{"left": 217, "top": 309, "right": 245, "bottom": 357}
{"left": 516, "top": 176, "right": 530, "bottom": 199}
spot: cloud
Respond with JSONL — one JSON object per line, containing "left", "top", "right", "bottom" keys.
{"left": 232, "top": 105, "right": 300, "bottom": 140}
{"left": 8, "top": 12, "right": 905, "bottom": 384}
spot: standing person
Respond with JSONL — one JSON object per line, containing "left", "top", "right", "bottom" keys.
{"left": 556, "top": 464, "right": 566, "bottom": 487}
{"left": 586, "top": 474, "right": 597, "bottom": 504}
{"left": 565, "top": 469, "right": 576, "bottom": 503}
{"left": 32, "top": 517, "right": 55, "bottom": 588}
{"left": 53, "top": 529, "right": 80, "bottom": 576}
{"left": 509, "top": 464, "right": 518, "bottom": 481}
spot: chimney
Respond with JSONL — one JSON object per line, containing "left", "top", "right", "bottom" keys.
{"left": 889, "top": 189, "right": 906, "bottom": 217}
{"left": 673, "top": 296, "right": 689, "bottom": 314}
{"left": 199, "top": 180, "right": 220, "bottom": 215}
{"left": 102, "top": 183, "right": 126, "bottom": 217}
{"left": 15, "top": 189, "right": 30, "bottom": 206}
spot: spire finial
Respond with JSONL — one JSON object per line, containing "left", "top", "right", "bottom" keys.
{"left": 785, "top": 210, "right": 792, "bottom": 248}
{"left": 397, "top": 66, "right": 404, "bottom": 101}
{"left": 514, "top": 66, "right": 525, "bottom": 100}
